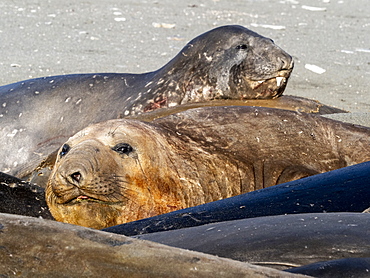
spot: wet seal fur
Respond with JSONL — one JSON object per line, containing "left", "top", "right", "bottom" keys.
{"left": 46, "top": 106, "right": 370, "bottom": 229}
{"left": 0, "top": 25, "right": 293, "bottom": 177}
{"left": 134, "top": 213, "right": 370, "bottom": 274}
{"left": 0, "top": 213, "right": 307, "bottom": 278}
{"left": 104, "top": 161, "right": 370, "bottom": 236}
{"left": 286, "top": 257, "right": 370, "bottom": 278}
{"left": 127, "top": 96, "right": 347, "bottom": 122}
{"left": 0, "top": 172, "right": 53, "bottom": 219}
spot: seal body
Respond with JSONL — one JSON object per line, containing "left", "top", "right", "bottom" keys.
{"left": 286, "top": 257, "right": 370, "bottom": 278}
{"left": 0, "top": 25, "right": 293, "bottom": 177}
{"left": 104, "top": 161, "right": 370, "bottom": 235}
{"left": 46, "top": 106, "right": 370, "bottom": 229}
{"left": 0, "top": 213, "right": 305, "bottom": 278}
{"left": 134, "top": 213, "right": 370, "bottom": 271}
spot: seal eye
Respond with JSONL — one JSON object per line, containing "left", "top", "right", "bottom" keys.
{"left": 236, "top": 44, "right": 248, "bottom": 50}
{"left": 112, "top": 143, "right": 133, "bottom": 155}
{"left": 60, "top": 144, "right": 70, "bottom": 157}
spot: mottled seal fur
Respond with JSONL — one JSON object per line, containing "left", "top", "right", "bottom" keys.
{"left": 46, "top": 106, "right": 370, "bottom": 229}
{"left": 0, "top": 25, "right": 293, "bottom": 177}
{"left": 18, "top": 95, "right": 348, "bottom": 188}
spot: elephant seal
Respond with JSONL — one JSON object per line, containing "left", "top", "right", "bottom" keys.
{"left": 0, "top": 25, "right": 293, "bottom": 178}
{"left": 104, "top": 161, "right": 370, "bottom": 235}
{"left": 133, "top": 213, "right": 370, "bottom": 272}
{"left": 0, "top": 214, "right": 307, "bottom": 278}
{"left": 286, "top": 257, "right": 370, "bottom": 278}
{"left": 46, "top": 106, "right": 370, "bottom": 229}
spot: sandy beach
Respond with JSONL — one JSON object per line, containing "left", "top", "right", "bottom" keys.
{"left": 0, "top": 0, "right": 369, "bottom": 122}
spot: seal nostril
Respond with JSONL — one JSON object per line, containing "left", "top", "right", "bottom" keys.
{"left": 279, "top": 56, "right": 294, "bottom": 71}
{"left": 70, "top": 172, "right": 82, "bottom": 183}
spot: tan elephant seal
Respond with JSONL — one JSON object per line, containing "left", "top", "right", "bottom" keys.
{"left": 46, "top": 106, "right": 370, "bottom": 229}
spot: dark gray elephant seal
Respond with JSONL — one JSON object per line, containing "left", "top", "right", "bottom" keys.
{"left": 134, "top": 213, "right": 370, "bottom": 272}
{"left": 286, "top": 257, "right": 370, "bottom": 278}
{"left": 0, "top": 25, "right": 293, "bottom": 178}
{"left": 46, "top": 106, "right": 370, "bottom": 229}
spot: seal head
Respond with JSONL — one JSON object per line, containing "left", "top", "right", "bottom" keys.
{"left": 46, "top": 120, "right": 184, "bottom": 229}
{"left": 150, "top": 25, "right": 294, "bottom": 110}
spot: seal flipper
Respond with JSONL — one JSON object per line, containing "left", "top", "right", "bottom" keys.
{"left": 0, "top": 172, "right": 53, "bottom": 219}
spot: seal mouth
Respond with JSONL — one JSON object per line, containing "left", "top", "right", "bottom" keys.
{"left": 242, "top": 72, "right": 290, "bottom": 99}
{"left": 75, "top": 195, "right": 99, "bottom": 202}
{"left": 251, "top": 76, "right": 286, "bottom": 88}
{"left": 57, "top": 193, "right": 102, "bottom": 204}
{"left": 54, "top": 189, "right": 122, "bottom": 205}
{"left": 61, "top": 194, "right": 122, "bottom": 206}
{"left": 67, "top": 195, "right": 109, "bottom": 205}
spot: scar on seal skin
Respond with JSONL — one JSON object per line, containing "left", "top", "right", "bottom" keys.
{"left": 46, "top": 106, "right": 370, "bottom": 229}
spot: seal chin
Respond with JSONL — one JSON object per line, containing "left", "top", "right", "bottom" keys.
{"left": 49, "top": 195, "right": 125, "bottom": 229}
